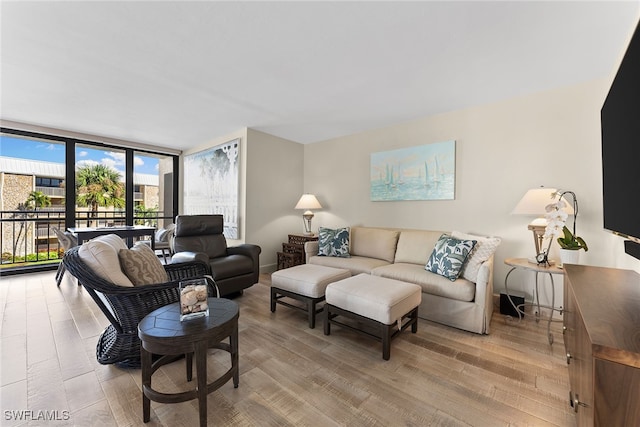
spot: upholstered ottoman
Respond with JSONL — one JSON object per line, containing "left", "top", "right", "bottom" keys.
{"left": 271, "top": 264, "right": 351, "bottom": 328}
{"left": 323, "top": 273, "right": 421, "bottom": 360}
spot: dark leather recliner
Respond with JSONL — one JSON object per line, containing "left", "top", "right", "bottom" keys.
{"left": 171, "top": 215, "right": 261, "bottom": 296}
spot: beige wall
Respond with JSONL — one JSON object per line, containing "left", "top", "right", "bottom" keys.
{"left": 245, "top": 129, "right": 304, "bottom": 271}
{"left": 302, "top": 78, "right": 640, "bottom": 302}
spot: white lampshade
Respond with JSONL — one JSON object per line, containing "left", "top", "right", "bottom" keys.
{"left": 295, "top": 194, "right": 322, "bottom": 210}
{"left": 512, "top": 186, "right": 574, "bottom": 260}
{"left": 512, "top": 187, "right": 574, "bottom": 216}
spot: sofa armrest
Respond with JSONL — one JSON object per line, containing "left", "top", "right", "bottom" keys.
{"left": 305, "top": 241, "right": 319, "bottom": 263}
{"left": 474, "top": 255, "right": 495, "bottom": 332}
{"left": 475, "top": 256, "right": 494, "bottom": 292}
{"left": 171, "top": 251, "right": 210, "bottom": 266}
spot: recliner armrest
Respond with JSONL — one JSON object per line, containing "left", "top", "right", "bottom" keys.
{"left": 171, "top": 251, "right": 210, "bottom": 266}
{"left": 227, "top": 244, "right": 261, "bottom": 265}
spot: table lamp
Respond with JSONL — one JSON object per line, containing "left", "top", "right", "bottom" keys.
{"left": 295, "top": 194, "right": 322, "bottom": 235}
{"left": 512, "top": 186, "right": 573, "bottom": 260}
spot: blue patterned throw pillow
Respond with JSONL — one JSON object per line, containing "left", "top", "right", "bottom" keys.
{"left": 425, "top": 234, "right": 477, "bottom": 281}
{"left": 318, "top": 227, "right": 351, "bottom": 258}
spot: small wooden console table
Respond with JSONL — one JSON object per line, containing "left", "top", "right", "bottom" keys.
{"left": 138, "top": 298, "right": 239, "bottom": 427}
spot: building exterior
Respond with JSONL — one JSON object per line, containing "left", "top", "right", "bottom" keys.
{"left": 0, "top": 156, "right": 159, "bottom": 258}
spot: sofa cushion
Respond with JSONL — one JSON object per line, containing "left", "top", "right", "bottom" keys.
{"left": 394, "top": 230, "right": 445, "bottom": 265}
{"left": 309, "top": 254, "right": 390, "bottom": 275}
{"left": 425, "top": 234, "right": 476, "bottom": 281}
{"left": 452, "top": 231, "right": 501, "bottom": 282}
{"left": 350, "top": 227, "right": 399, "bottom": 263}
{"left": 372, "top": 263, "right": 475, "bottom": 302}
{"left": 326, "top": 274, "right": 422, "bottom": 325}
{"left": 271, "top": 264, "right": 351, "bottom": 298}
{"left": 78, "top": 234, "right": 134, "bottom": 287}
{"left": 118, "top": 242, "right": 169, "bottom": 286}
{"left": 318, "top": 227, "right": 351, "bottom": 257}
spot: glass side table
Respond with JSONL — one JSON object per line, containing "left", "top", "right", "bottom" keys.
{"left": 503, "top": 257, "right": 564, "bottom": 345}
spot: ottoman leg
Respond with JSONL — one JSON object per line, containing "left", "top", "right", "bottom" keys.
{"left": 411, "top": 307, "right": 419, "bottom": 333}
{"left": 323, "top": 304, "right": 331, "bottom": 335}
{"left": 270, "top": 288, "right": 277, "bottom": 312}
{"left": 308, "top": 300, "right": 316, "bottom": 329}
{"left": 382, "top": 323, "right": 393, "bottom": 361}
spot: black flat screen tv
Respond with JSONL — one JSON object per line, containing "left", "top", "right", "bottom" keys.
{"left": 601, "top": 19, "right": 640, "bottom": 260}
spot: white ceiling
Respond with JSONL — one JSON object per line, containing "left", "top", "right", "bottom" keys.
{"left": 1, "top": 1, "right": 638, "bottom": 152}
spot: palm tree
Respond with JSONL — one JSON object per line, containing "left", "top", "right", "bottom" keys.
{"left": 134, "top": 204, "right": 158, "bottom": 227}
{"left": 76, "top": 164, "right": 125, "bottom": 226}
{"left": 12, "top": 202, "right": 30, "bottom": 257}
{"left": 25, "top": 190, "right": 52, "bottom": 210}
{"left": 11, "top": 191, "right": 53, "bottom": 259}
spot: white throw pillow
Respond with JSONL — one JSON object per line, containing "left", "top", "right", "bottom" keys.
{"left": 78, "top": 234, "right": 134, "bottom": 287}
{"left": 451, "top": 231, "right": 501, "bottom": 282}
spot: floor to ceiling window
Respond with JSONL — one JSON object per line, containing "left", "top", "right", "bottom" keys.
{"left": 133, "top": 151, "right": 175, "bottom": 229}
{"left": 0, "top": 128, "right": 179, "bottom": 274}
{"left": 75, "top": 143, "right": 127, "bottom": 228}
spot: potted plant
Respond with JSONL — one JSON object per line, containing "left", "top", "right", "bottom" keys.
{"left": 557, "top": 225, "right": 588, "bottom": 252}
{"left": 549, "top": 190, "right": 587, "bottom": 266}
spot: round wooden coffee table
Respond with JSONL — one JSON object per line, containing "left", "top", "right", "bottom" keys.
{"left": 138, "top": 298, "right": 239, "bottom": 427}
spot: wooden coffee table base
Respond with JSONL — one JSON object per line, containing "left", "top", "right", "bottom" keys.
{"left": 138, "top": 298, "right": 239, "bottom": 427}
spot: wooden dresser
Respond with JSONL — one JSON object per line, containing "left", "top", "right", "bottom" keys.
{"left": 563, "top": 264, "right": 640, "bottom": 426}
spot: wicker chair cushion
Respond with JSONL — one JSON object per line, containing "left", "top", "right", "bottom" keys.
{"left": 119, "top": 242, "right": 169, "bottom": 286}
{"left": 78, "top": 234, "right": 134, "bottom": 287}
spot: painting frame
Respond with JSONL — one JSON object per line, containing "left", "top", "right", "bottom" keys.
{"left": 183, "top": 138, "right": 240, "bottom": 239}
{"left": 370, "top": 140, "right": 456, "bottom": 201}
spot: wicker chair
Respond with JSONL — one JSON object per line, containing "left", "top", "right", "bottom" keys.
{"left": 63, "top": 245, "right": 215, "bottom": 368}
{"left": 52, "top": 226, "right": 78, "bottom": 286}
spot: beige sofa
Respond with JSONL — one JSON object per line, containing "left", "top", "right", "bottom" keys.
{"left": 305, "top": 227, "right": 496, "bottom": 334}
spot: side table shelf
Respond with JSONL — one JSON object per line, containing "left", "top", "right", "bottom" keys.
{"left": 277, "top": 234, "right": 318, "bottom": 270}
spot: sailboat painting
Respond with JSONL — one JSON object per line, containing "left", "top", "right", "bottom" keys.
{"left": 370, "top": 140, "right": 455, "bottom": 201}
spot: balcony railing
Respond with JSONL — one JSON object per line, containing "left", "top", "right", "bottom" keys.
{"left": 35, "top": 186, "right": 65, "bottom": 198}
{"left": 1, "top": 209, "right": 172, "bottom": 272}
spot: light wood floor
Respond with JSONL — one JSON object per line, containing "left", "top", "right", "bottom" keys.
{"left": 0, "top": 270, "right": 576, "bottom": 426}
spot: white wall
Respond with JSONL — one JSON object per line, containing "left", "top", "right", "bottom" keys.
{"left": 302, "top": 78, "right": 640, "bottom": 306}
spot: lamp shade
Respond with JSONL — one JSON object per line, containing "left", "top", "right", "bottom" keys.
{"left": 512, "top": 187, "right": 558, "bottom": 215}
{"left": 513, "top": 186, "right": 575, "bottom": 260}
{"left": 295, "top": 194, "right": 322, "bottom": 210}
{"left": 512, "top": 187, "right": 574, "bottom": 216}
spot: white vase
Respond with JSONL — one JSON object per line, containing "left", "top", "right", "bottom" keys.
{"left": 559, "top": 249, "right": 580, "bottom": 266}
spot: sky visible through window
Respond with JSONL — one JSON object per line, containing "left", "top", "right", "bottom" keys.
{"left": 0, "top": 135, "right": 160, "bottom": 175}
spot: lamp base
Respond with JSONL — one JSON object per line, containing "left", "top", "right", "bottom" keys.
{"left": 302, "top": 212, "right": 314, "bottom": 235}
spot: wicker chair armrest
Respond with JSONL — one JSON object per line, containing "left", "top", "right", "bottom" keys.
{"left": 164, "top": 260, "right": 210, "bottom": 282}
